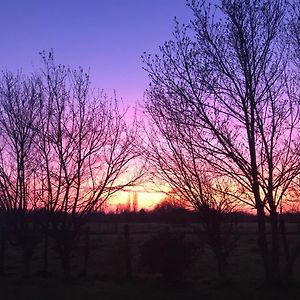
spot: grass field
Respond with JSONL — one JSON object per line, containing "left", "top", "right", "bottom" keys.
{"left": 1, "top": 222, "right": 300, "bottom": 299}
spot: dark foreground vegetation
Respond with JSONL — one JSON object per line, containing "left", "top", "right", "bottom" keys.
{"left": 0, "top": 206, "right": 300, "bottom": 299}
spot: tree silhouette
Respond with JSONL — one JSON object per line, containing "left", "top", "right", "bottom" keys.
{"left": 143, "top": 0, "right": 300, "bottom": 284}
{"left": 33, "top": 52, "right": 143, "bottom": 279}
{"left": 143, "top": 119, "right": 238, "bottom": 281}
{"left": 0, "top": 71, "right": 43, "bottom": 276}
{"left": 0, "top": 52, "right": 144, "bottom": 279}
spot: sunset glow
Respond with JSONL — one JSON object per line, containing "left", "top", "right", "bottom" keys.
{"left": 109, "top": 190, "right": 166, "bottom": 211}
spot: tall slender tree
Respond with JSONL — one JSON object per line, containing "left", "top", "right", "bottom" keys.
{"left": 35, "top": 52, "right": 143, "bottom": 279}
{"left": 0, "top": 52, "right": 144, "bottom": 279}
{"left": 144, "top": 97, "right": 239, "bottom": 281}
{"left": 0, "top": 71, "right": 43, "bottom": 276}
{"left": 144, "top": 0, "right": 300, "bottom": 284}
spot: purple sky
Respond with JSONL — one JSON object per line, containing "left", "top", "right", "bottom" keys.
{"left": 0, "top": 0, "right": 192, "bottom": 105}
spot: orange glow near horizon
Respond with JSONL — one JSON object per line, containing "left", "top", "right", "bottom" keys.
{"left": 108, "top": 190, "right": 166, "bottom": 211}
{"left": 109, "top": 181, "right": 171, "bottom": 211}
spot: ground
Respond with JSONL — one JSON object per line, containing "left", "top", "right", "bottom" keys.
{"left": 1, "top": 222, "right": 300, "bottom": 299}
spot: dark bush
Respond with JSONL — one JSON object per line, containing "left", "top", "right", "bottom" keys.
{"left": 140, "top": 229, "right": 196, "bottom": 283}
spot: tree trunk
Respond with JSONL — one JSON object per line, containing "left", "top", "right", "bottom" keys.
{"left": 279, "top": 211, "right": 292, "bottom": 282}
{"left": 282, "top": 240, "right": 300, "bottom": 283}
{"left": 216, "top": 253, "right": 229, "bottom": 284}
{"left": 0, "top": 227, "right": 6, "bottom": 276}
{"left": 279, "top": 214, "right": 290, "bottom": 262}
{"left": 42, "top": 226, "right": 49, "bottom": 277}
{"left": 61, "top": 250, "right": 71, "bottom": 281}
{"left": 81, "top": 226, "right": 90, "bottom": 277}
{"left": 256, "top": 206, "right": 272, "bottom": 284}
{"left": 23, "top": 247, "right": 33, "bottom": 278}
{"left": 124, "top": 224, "right": 132, "bottom": 279}
{"left": 269, "top": 209, "right": 281, "bottom": 284}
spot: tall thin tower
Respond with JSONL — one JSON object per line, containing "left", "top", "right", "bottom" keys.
{"left": 132, "top": 191, "right": 138, "bottom": 213}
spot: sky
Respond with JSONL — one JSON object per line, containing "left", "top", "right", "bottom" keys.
{"left": 0, "top": 0, "right": 192, "bottom": 105}
{"left": 0, "top": 0, "right": 193, "bottom": 209}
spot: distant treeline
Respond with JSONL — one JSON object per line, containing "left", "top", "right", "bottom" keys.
{"left": 3, "top": 203, "right": 298, "bottom": 225}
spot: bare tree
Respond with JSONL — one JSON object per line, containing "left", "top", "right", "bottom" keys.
{"left": 34, "top": 52, "right": 143, "bottom": 279}
{"left": 0, "top": 71, "right": 43, "bottom": 276}
{"left": 143, "top": 0, "right": 300, "bottom": 284}
{"left": 144, "top": 109, "right": 238, "bottom": 282}
{"left": 287, "top": 1, "right": 300, "bottom": 65}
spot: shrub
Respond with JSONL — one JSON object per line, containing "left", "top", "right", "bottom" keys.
{"left": 140, "top": 229, "right": 196, "bottom": 283}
